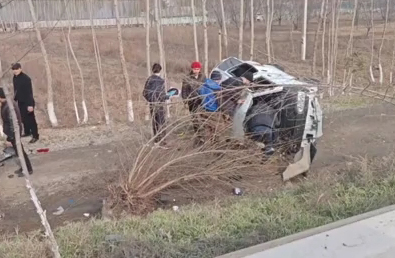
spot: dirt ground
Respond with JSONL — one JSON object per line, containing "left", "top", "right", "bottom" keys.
{"left": 0, "top": 102, "right": 394, "bottom": 234}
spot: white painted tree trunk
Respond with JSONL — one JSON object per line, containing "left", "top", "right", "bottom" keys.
{"left": 250, "top": 0, "right": 254, "bottom": 60}
{"left": 89, "top": 0, "right": 110, "bottom": 125}
{"left": 238, "top": 0, "right": 244, "bottom": 59}
{"left": 27, "top": 0, "right": 58, "bottom": 127}
{"left": 145, "top": 0, "right": 151, "bottom": 121}
{"left": 63, "top": 29, "right": 80, "bottom": 124}
{"left": 378, "top": 0, "right": 389, "bottom": 85}
{"left": 2, "top": 83, "right": 61, "bottom": 258}
{"left": 369, "top": 0, "right": 376, "bottom": 83}
{"left": 220, "top": 0, "right": 228, "bottom": 56}
{"left": 66, "top": 7, "right": 88, "bottom": 124}
{"left": 202, "top": 0, "right": 209, "bottom": 76}
{"left": 114, "top": 0, "right": 134, "bottom": 122}
{"left": 191, "top": 0, "right": 199, "bottom": 61}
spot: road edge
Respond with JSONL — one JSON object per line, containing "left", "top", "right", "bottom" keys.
{"left": 216, "top": 204, "right": 395, "bottom": 258}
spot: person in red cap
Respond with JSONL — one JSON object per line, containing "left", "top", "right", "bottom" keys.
{"left": 181, "top": 61, "right": 206, "bottom": 144}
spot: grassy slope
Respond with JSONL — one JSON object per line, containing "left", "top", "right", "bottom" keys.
{"left": 2, "top": 155, "right": 395, "bottom": 258}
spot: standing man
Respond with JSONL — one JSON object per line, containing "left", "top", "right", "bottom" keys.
{"left": 143, "top": 63, "right": 168, "bottom": 148}
{"left": 12, "top": 63, "right": 39, "bottom": 144}
{"left": 0, "top": 88, "right": 33, "bottom": 177}
{"left": 181, "top": 61, "right": 206, "bottom": 133}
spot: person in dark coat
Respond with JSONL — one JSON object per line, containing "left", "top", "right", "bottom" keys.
{"left": 245, "top": 103, "right": 276, "bottom": 155}
{"left": 12, "top": 63, "right": 39, "bottom": 144}
{"left": 220, "top": 71, "right": 254, "bottom": 117}
{"left": 0, "top": 88, "right": 33, "bottom": 177}
{"left": 143, "top": 63, "right": 168, "bottom": 148}
{"left": 181, "top": 61, "right": 206, "bottom": 134}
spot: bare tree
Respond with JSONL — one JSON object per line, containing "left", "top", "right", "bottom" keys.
{"left": 219, "top": 29, "right": 222, "bottom": 62}
{"left": 2, "top": 83, "right": 61, "bottom": 258}
{"left": 191, "top": 0, "right": 199, "bottom": 61}
{"left": 155, "top": 0, "right": 165, "bottom": 77}
{"left": 63, "top": 29, "right": 80, "bottom": 124}
{"left": 220, "top": 0, "right": 228, "bottom": 56}
{"left": 114, "top": 0, "right": 134, "bottom": 122}
{"left": 145, "top": 0, "right": 151, "bottom": 121}
{"left": 390, "top": 39, "right": 395, "bottom": 84}
{"left": 238, "top": 0, "right": 244, "bottom": 59}
{"left": 27, "top": 0, "right": 58, "bottom": 126}
{"left": 378, "top": 0, "right": 389, "bottom": 85}
{"left": 343, "top": 0, "right": 359, "bottom": 88}
{"left": 266, "top": 0, "right": 272, "bottom": 62}
{"left": 312, "top": 0, "right": 325, "bottom": 76}
{"left": 301, "top": 0, "right": 308, "bottom": 61}
{"left": 332, "top": 0, "right": 341, "bottom": 85}
{"left": 89, "top": 0, "right": 110, "bottom": 125}
{"left": 250, "top": 0, "right": 255, "bottom": 60}
{"left": 203, "top": 0, "right": 209, "bottom": 76}
{"left": 145, "top": 0, "right": 151, "bottom": 78}
{"left": 369, "top": 0, "right": 376, "bottom": 83}
{"left": 65, "top": 9, "right": 88, "bottom": 124}
{"left": 321, "top": 0, "right": 328, "bottom": 78}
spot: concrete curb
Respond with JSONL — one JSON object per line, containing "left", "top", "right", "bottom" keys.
{"left": 217, "top": 204, "right": 395, "bottom": 258}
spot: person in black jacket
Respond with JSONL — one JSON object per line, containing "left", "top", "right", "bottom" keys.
{"left": 143, "top": 63, "right": 168, "bottom": 148}
{"left": 0, "top": 88, "right": 33, "bottom": 177}
{"left": 12, "top": 63, "right": 39, "bottom": 144}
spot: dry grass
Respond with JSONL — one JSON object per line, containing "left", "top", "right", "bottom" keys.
{"left": 2, "top": 154, "right": 395, "bottom": 257}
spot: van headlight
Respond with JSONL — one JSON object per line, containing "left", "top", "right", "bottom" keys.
{"left": 296, "top": 92, "right": 306, "bottom": 114}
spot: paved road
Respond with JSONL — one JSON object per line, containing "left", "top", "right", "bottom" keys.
{"left": 218, "top": 206, "right": 395, "bottom": 258}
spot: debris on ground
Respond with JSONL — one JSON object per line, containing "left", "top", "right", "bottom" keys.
{"left": 105, "top": 234, "right": 125, "bottom": 243}
{"left": 53, "top": 206, "right": 64, "bottom": 216}
{"left": 233, "top": 188, "right": 243, "bottom": 196}
{"left": 83, "top": 213, "right": 90, "bottom": 217}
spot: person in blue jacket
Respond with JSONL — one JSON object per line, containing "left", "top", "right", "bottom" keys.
{"left": 198, "top": 71, "right": 222, "bottom": 112}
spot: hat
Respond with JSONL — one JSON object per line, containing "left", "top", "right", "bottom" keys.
{"left": 0, "top": 88, "right": 5, "bottom": 98}
{"left": 11, "top": 63, "right": 21, "bottom": 70}
{"left": 210, "top": 70, "right": 222, "bottom": 81}
{"left": 191, "top": 61, "right": 202, "bottom": 69}
{"left": 242, "top": 72, "right": 254, "bottom": 83}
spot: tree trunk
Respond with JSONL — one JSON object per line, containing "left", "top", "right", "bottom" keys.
{"left": 220, "top": 0, "right": 228, "bottom": 56}
{"left": 266, "top": 0, "right": 272, "bottom": 62}
{"left": 0, "top": 57, "right": 3, "bottom": 137}
{"left": 1, "top": 83, "right": 61, "bottom": 258}
{"left": 145, "top": 0, "right": 151, "bottom": 121}
{"left": 301, "top": 0, "right": 308, "bottom": 61}
{"left": 27, "top": 0, "right": 58, "bottom": 126}
{"left": 378, "top": 0, "right": 389, "bottom": 85}
{"left": 114, "top": 0, "right": 134, "bottom": 122}
{"left": 343, "top": 0, "right": 358, "bottom": 89}
{"left": 63, "top": 29, "right": 80, "bottom": 124}
{"left": 332, "top": 0, "right": 341, "bottom": 84}
{"left": 238, "top": 0, "right": 244, "bottom": 59}
{"left": 66, "top": 12, "right": 88, "bottom": 124}
{"left": 250, "top": 0, "right": 254, "bottom": 60}
{"left": 191, "top": 0, "right": 199, "bottom": 61}
{"left": 312, "top": 0, "right": 325, "bottom": 76}
{"left": 203, "top": 0, "right": 209, "bottom": 76}
{"left": 390, "top": 39, "right": 395, "bottom": 84}
{"left": 89, "top": 0, "right": 110, "bottom": 125}
{"left": 321, "top": 0, "right": 328, "bottom": 79}
{"left": 369, "top": 0, "right": 376, "bottom": 83}
{"left": 219, "top": 29, "right": 222, "bottom": 62}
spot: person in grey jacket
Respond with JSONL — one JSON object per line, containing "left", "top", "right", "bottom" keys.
{"left": 143, "top": 63, "right": 167, "bottom": 147}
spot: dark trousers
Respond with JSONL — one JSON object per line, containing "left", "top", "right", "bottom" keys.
{"left": 18, "top": 103, "right": 39, "bottom": 138}
{"left": 188, "top": 101, "right": 201, "bottom": 134}
{"left": 250, "top": 125, "right": 274, "bottom": 149}
{"left": 10, "top": 138, "right": 33, "bottom": 173}
{"left": 150, "top": 104, "right": 166, "bottom": 143}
